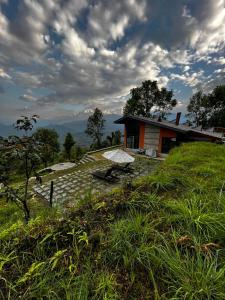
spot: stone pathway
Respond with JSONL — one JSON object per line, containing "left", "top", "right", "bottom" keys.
{"left": 33, "top": 158, "right": 157, "bottom": 207}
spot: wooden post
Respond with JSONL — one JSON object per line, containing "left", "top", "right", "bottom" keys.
{"left": 49, "top": 181, "right": 54, "bottom": 207}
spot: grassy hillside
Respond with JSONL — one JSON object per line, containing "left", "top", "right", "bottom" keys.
{"left": 1, "top": 142, "right": 225, "bottom": 299}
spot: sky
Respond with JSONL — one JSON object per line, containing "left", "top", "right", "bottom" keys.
{"left": 0, "top": 0, "right": 225, "bottom": 124}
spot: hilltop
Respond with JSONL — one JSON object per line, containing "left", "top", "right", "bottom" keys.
{"left": 1, "top": 142, "right": 225, "bottom": 299}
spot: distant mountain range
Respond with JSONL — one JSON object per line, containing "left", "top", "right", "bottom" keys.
{"left": 46, "top": 114, "right": 123, "bottom": 146}
{"left": 0, "top": 113, "right": 187, "bottom": 147}
{"left": 0, "top": 114, "right": 123, "bottom": 147}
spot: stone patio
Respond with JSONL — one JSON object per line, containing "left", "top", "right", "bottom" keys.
{"left": 33, "top": 157, "right": 158, "bottom": 207}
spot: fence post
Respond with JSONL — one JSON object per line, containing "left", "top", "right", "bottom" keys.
{"left": 50, "top": 180, "right": 54, "bottom": 207}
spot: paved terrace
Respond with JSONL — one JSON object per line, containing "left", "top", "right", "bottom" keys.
{"left": 33, "top": 151, "right": 159, "bottom": 208}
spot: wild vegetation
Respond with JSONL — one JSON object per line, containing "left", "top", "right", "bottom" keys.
{"left": 1, "top": 142, "right": 225, "bottom": 299}
{"left": 0, "top": 115, "right": 42, "bottom": 223}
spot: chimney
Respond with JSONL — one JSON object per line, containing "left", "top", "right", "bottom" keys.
{"left": 175, "top": 112, "right": 181, "bottom": 125}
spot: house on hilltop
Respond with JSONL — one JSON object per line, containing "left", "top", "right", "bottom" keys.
{"left": 114, "top": 113, "right": 224, "bottom": 154}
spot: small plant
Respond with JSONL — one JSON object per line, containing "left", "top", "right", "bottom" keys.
{"left": 94, "top": 271, "right": 119, "bottom": 300}
{"left": 0, "top": 115, "right": 42, "bottom": 223}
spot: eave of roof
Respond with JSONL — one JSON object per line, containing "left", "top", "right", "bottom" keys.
{"left": 114, "top": 115, "right": 223, "bottom": 139}
{"left": 114, "top": 115, "right": 189, "bottom": 133}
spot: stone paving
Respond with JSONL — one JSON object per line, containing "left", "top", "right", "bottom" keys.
{"left": 33, "top": 158, "right": 158, "bottom": 207}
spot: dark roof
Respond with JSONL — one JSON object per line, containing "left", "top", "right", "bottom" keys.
{"left": 114, "top": 115, "right": 223, "bottom": 139}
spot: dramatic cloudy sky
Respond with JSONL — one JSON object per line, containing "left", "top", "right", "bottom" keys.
{"left": 0, "top": 0, "right": 225, "bottom": 123}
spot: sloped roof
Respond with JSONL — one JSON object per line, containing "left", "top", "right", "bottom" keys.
{"left": 114, "top": 115, "right": 223, "bottom": 139}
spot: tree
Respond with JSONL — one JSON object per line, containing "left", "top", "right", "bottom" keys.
{"left": 114, "top": 130, "right": 122, "bottom": 145}
{"left": 63, "top": 133, "right": 75, "bottom": 160}
{"left": 106, "top": 132, "right": 115, "bottom": 146}
{"left": 186, "top": 91, "right": 210, "bottom": 127}
{"left": 33, "top": 128, "right": 60, "bottom": 167}
{"left": 72, "top": 145, "right": 87, "bottom": 161}
{"left": 123, "top": 80, "right": 177, "bottom": 118}
{"left": 208, "top": 85, "right": 225, "bottom": 127}
{"left": 85, "top": 108, "right": 105, "bottom": 149}
{"left": 0, "top": 115, "right": 41, "bottom": 223}
{"left": 106, "top": 130, "right": 122, "bottom": 146}
{"left": 186, "top": 85, "right": 225, "bottom": 128}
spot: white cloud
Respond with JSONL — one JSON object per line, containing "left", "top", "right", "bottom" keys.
{"left": 99, "top": 48, "right": 116, "bottom": 57}
{"left": 110, "top": 15, "right": 129, "bottom": 40}
{"left": 62, "top": 28, "right": 95, "bottom": 59}
{"left": 214, "top": 68, "right": 225, "bottom": 74}
{"left": 171, "top": 71, "right": 204, "bottom": 88}
{"left": 1, "top": 0, "right": 225, "bottom": 121}
{"left": 20, "top": 94, "right": 37, "bottom": 102}
{"left": 183, "top": 66, "right": 190, "bottom": 72}
{"left": 88, "top": 0, "right": 147, "bottom": 47}
{"left": 212, "top": 56, "right": 225, "bottom": 65}
{"left": 0, "top": 68, "right": 11, "bottom": 79}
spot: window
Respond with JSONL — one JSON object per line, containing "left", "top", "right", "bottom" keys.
{"left": 161, "top": 137, "right": 177, "bottom": 153}
{"left": 126, "top": 122, "right": 139, "bottom": 148}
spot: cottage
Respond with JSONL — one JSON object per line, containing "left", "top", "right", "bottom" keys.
{"left": 114, "top": 114, "right": 224, "bottom": 154}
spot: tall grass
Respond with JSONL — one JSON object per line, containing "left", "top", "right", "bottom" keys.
{"left": 1, "top": 142, "right": 225, "bottom": 299}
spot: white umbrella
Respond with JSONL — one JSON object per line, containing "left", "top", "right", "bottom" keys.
{"left": 103, "top": 149, "right": 135, "bottom": 163}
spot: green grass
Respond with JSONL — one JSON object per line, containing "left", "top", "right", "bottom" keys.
{"left": 1, "top": 142, "right": 225, "bottom": 299}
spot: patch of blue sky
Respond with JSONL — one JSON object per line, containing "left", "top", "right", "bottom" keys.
{"left": 1, "top": 0, "right": 20, "bottom": 20}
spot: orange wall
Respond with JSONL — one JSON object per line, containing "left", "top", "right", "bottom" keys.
{"left": 139, "top": 122, "right": 145, "bottom": 148}
{"left": 159, "top": 128, "right": 177, "bottom": 152}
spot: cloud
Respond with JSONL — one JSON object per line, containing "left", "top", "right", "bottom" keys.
{"left": 19, "top": 94, "right": 38, "bottom": 102}
{"left": 0, "top": 68, "right": 11, "bottom": 79}
{"left": 133, "top": 0, "right": 225, "bottom": 57}
{"left": 0, "top": 0, "right": 225, "bottom": 121}
{"left": 14, "top": 71, "right": 41, "bottom": 87}
{"left": 87, "top": 0, "right": 147, "bottom": 47}
{"left": 0, "top": 83, "right": 4, "bottom": 93}
{"left": 211, "top": 56, "right": 225, "bottom": 65}
{"left": 62, "top": 28, "right": 95, "bottom": 59}
{"left": 170, "top": 71, "right": 205, "bottom": 88}
{"left": 183, "top": 66, "right": 190, "bottom": 72}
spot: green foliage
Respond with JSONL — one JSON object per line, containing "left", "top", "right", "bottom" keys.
{"left": 123, "top": 80, "right": 177, "bottom": 118}
{"left": 0, "top": 115, "right": 42, "bottom": 222}
{"left": 94, "top": 272, "right": 119, "bottom": 300}
{"left": 63, "top": 132, "right": 75, "bottom": 160}
{"left": 187, "top": 85, "right": 225, "bottom": 128}
{"left": 1, "top": 142, "right": 225, "bottom": 299}
{"left": 208, "top": 85, "right": 225, "bottom": 127}
{"left": 70, "top": 144, "right": 87, "bottom": 161}
{"left": 186, "top": 90, "right": 210, "bottom": 127}
{"left": 157, "top": 241, "right": 225, "bottom": 299}
{"left": 33, "top": 128, "right": 60, "bottom": 167}
{"left": 85, "top": 108, "right": 105, "bottom": 149}
{"left": 105, "top": 130, "right": 122, "bottom": 147}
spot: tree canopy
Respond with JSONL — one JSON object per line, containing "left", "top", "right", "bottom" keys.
{"left": 123, "top": 80, "right": 177, "bottom": 118}
{"left": 63, "top": 133, "right": 75, "bottom": 160}
{"left": 85, "top": 108, "right": 105, "bottom": 149}
{"left": 186, "top": 91, "right": 210, "bottom": 128}
{"left": 33, "top": 128, "right": 60, "bottom": 167}
{"left": 187, "top": 85, "right": 225, "bottom": 128}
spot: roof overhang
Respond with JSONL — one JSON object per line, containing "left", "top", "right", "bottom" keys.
{"left": 114, "top": 115, "right": 188, "bottom": 133}
{"left": 114, "top": 115, "right": 223, "bottom": 139}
